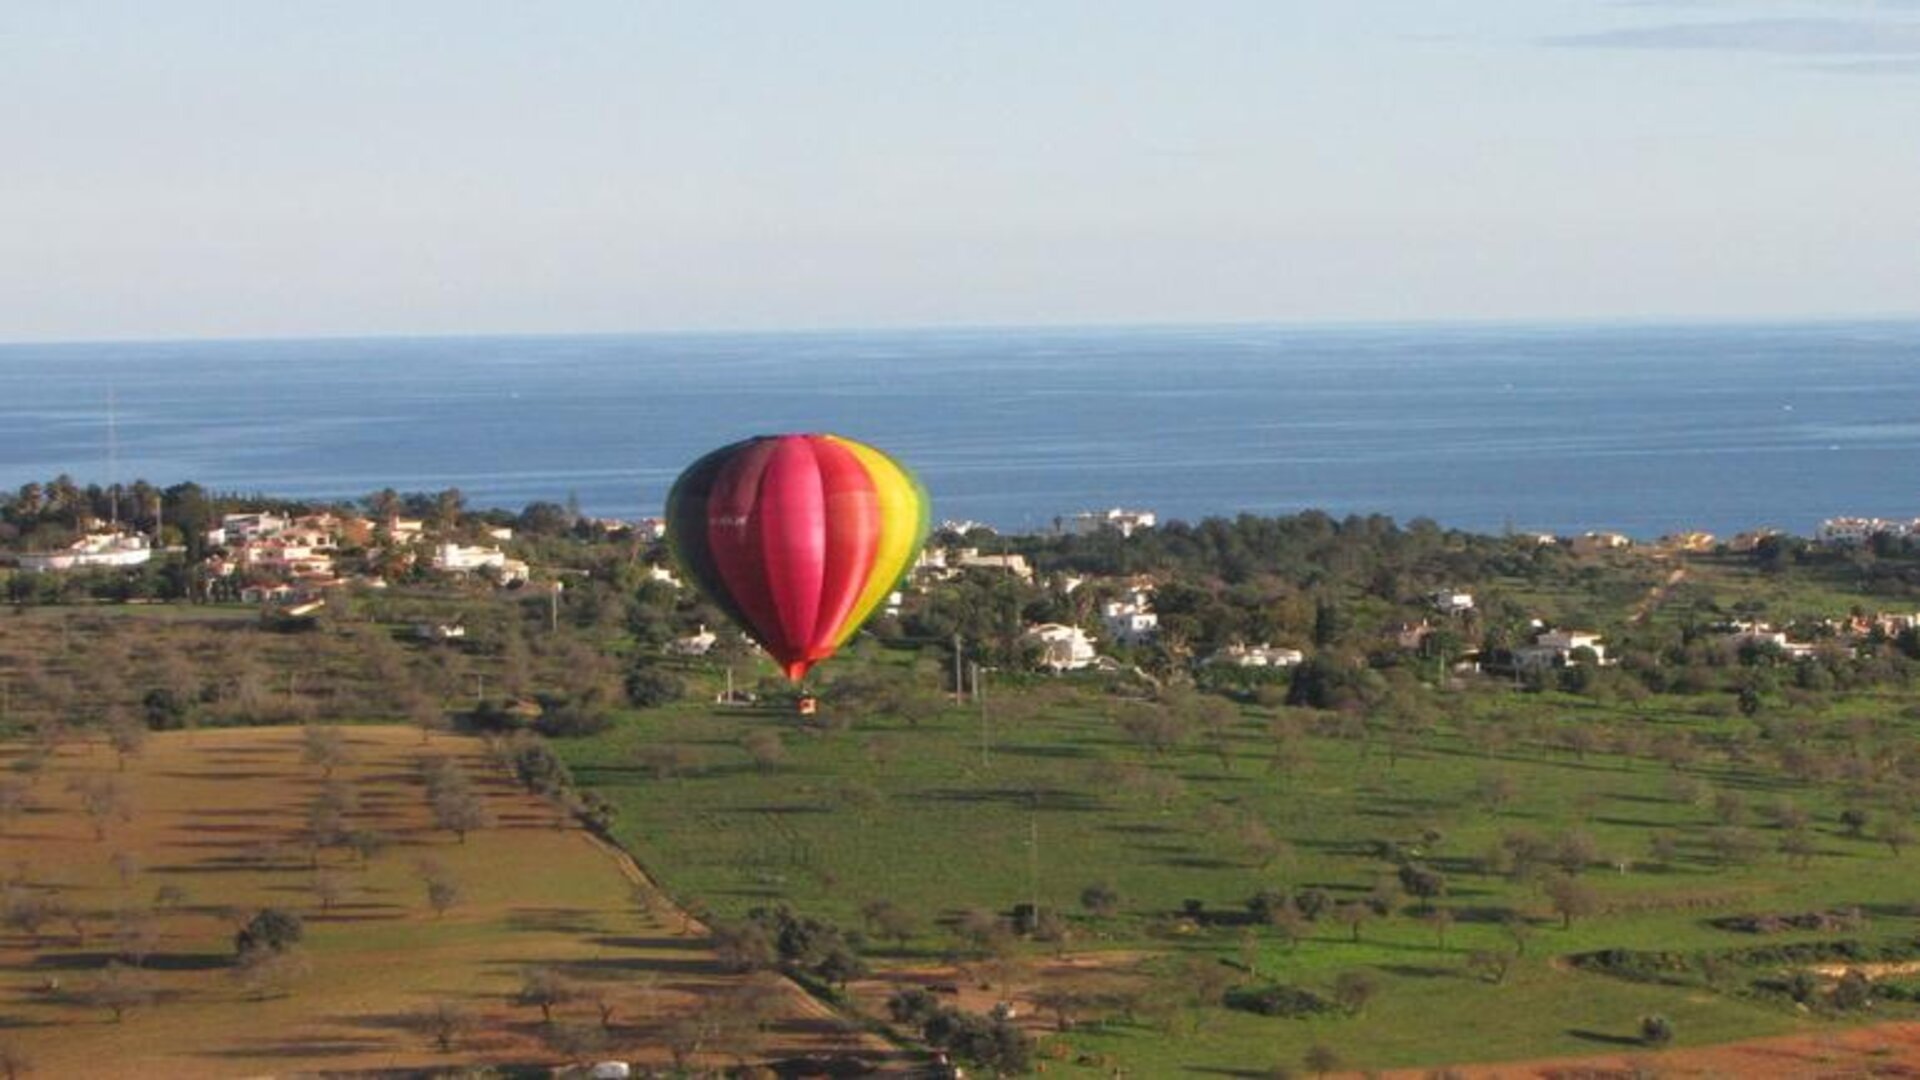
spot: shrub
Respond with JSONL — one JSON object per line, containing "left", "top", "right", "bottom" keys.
{"left": 625, "top": 665, "right": 687, "bottom": 708}
{"left": 234, "top": 908, "right": 303, "bottom": 957}
{"left": 1224, "top": 983, "right": 1334, "bottom": 1018}
{"left": 1639, "top": 1013, "right": 1673, "bottom": 1046}
{"left": 533, "top": 705, "right": 613, "bottom": 738}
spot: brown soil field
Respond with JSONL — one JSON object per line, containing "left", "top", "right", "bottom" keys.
{"left": 1387, "top": 1021, "right": 1920, "bottom": 1078}
{"left": 0, "top": 725, "right": 903, "bottom": 1076}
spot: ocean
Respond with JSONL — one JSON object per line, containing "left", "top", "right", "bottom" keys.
{"left": 2, "top": 320, "right": 1918, "bottom": 539}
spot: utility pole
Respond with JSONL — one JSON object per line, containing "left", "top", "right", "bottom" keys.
{"left": 953, "top": 632, "right": 965, "bottom": 699}
{"left": 1028, "top": 816, "right": 1040, "bottom": 923}
{"left": 974, "top": 662, "right": 988, "bottom": 767}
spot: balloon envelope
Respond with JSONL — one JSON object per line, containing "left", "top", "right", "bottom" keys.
{"left": 666, "top": 434, "right": 930, "bottom": 681}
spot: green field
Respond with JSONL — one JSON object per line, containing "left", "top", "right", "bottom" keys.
{"left": 559, "top": 652, "right": 1920, "bottom": 1073}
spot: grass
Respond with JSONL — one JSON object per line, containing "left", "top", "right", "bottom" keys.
{"left": 559, "top": 657, "right": 1920, "bottom": 1073}
{"left": 0, "top": 726, "right": 885, "bottom": 1077}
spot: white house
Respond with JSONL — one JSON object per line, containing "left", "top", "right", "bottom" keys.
{"left": 1206, "top": 643, "right": 1304, "bottom": 668}
{"left": 431, "top": 543, "right": 529, "bottom": 584}
{"left": 208, "top": 512, "right": 289, "bottom": 548}
{"left": 1024, "top": 623, "right": 1098, "bottom": 671}
{"left": 1525, "top": 628, "right": 1610, "bottom": 666}
{"left": 1723, "top": 627, "right": 1819, "bottom": 660}
{"left": 953, "top": 548, "right": 1034, "bottom": 582}
{"left": 1101, "top": 588, "right": 1159, "bottom": 646}
{"left": 1431, "top": 591, "right": 1475, "bottom": 616}
{"left": 15, "top": 532, "right": 154, "bottom": 572}
{"left": 1059, "top": 508, "right": 1157, "bottom": 539}
{"left": 1569, "top": 532, "right": 1633, "bottom": 555}
{"left": 667, "top": 626, "right": 718, "bottom": 657}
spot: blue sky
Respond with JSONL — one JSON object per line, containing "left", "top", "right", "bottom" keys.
{"left": 3, "top": 1, "right": 1917, "bottom": 341}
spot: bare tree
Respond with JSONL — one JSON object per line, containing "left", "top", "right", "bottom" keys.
{"left": 85, "top": 961, "right": 155, "bottom": 1022}
{"left": 66, "top": 775, "right": 133, "bottom": 840}
{"left": 301, "top": 725, "right": 350, "bottom": 778}
{"left": 233, "top": 944, "right": 312, "bottom": 1000}
{"left": 413, "top": 999, "right": 477, "bottom": 1052}
{"left": 516, "top": 966, "right": 578, "bottom": 1023}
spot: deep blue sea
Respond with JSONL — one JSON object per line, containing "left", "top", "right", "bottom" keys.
{"left": 2, "top": 321, "right": 1918, "bottom": 539}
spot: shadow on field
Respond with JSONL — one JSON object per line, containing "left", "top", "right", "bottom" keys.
{"left": 920, "top": 787, "right": 1102, "bottom": 811}
{"left": 1377, "top": 962, "right": 1456, "bottom": 979}
{"left": 1568, "top": 1027, "right": 1647, "bottom": 1046}
{"left": 495, "top": 954, "right": 722, "bottom": 976}
{"left": 32, "top": 951, "right": 231, "bottom": 972}
{"left": 506, "top": 907, "right": 601, "bottom": 934}
{"left": 206, "top": 1037, "right": 387, "bottom": 1059}
{"left": 587, "top": 934, "right": 714, "bottom": 952}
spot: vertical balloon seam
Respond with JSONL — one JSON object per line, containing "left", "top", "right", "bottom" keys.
{"left": 707, "top": 437, "right": 792, "bottom": 664}
{"left": 803, "top": 436, "right": 884, "bottom": 661}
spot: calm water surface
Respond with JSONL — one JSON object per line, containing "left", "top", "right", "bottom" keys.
{"left": 2, "top": 321, "right": 1917, "bottom": 538}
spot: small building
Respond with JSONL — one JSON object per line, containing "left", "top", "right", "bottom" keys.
{"left": 15, "top": 532, "right": 154, "bottom": 572}
{"left": 1024, "top": 623, "right": 1098, "bottom": 672}
{"left": 667, "top": 626, "right": 718, "bottom": 657}
{"left": 1727, "top": 528, "right": 1783, "bottom": 553}
{"left": 1101, "top": 586, "right": 1158, "bottom": 646}
{"left": 952, "top": 548, "right": 1034, "bottom": 583}
{"left": 209, "top": 512, "right": 289, "bottom": 548}
{"left": 1058, "top": 508, "right": 1157, "bottom": 539}
{"left": 1528, "top": 628, "right": 1610, "bottom": 666}
{"left": 1659, "top": 531, "right": 1717, "bottom": 552}
{"left": 431, "top": 543, "right": 529, "bottom": 584}
{"left": 1431, "top": 591, "right": 1475, "bottom": 616}
{"left": 1205, "top": 643, "right": 1304, "bottom": 668}
{"left": 1569, "top": 532, "right": 1633, "bottom": 556}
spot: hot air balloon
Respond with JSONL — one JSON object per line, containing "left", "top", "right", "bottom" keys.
{"left": 666, "top": 434, "right": 930, "bottom": 682}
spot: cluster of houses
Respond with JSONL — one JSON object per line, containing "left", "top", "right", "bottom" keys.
{"left": 1817, "top": 517, "right": 1920, "bottom": 545}
{"left": 197, "top": 511, "right": 535, "bottom": 605}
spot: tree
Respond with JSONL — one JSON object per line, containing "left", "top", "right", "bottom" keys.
{"left": 541, "top": 1020, "right": 608, "bottom": 1065}
{"left": 1542, "top": 873, "right": 1598, "bottom": 929}
{"left": 1334, "top": 901, "right": 1371, "bottom": 943}
{"left": 414, "top": 999, "right": 477, "bottom": 1052}
{"left": 1878, "top": 817, "right": 1914, "bottom": 857}
{"left": 301, "top": 725, "right": 350, "bottom": 778}
{"left": 1639, "top": 1013, "right": 1674, "bottom": 1046}
{"left": 310, "top": 871, "right": 349, "bottom": 912}
{"left": 431, "top": 789, "right": 493, "bottom": 843}
{"left": 517, "top": 966, "right": 578, "bottom": 1023}
{"left": 624, "top": 664, "right": 687, "bottom": 708}
{"left": 233, "top": 943, "right": 312, "bottom": 999}
{"left": 235, "top": 908, "right": 304, "bottom": 957}
{"left": 1331, "top": 970, "right": 1379, "bottom": 1016}
{"left": 67, "top": 774, "right": 132, "bottom": 840}
{"left": 741, "top": 728, "right": 786, "bottom": 772}
{"left": 85, "top": 961, "right": 155, "bottom": 1022}
{"left": 426, "top": 877, "right": 461, "bottom": 918}
{"left": 106, "top": 712, "right": 147, "bottom": 770}
{"left": 859, "top": 898, "right": 918, "bottom": 951}
{"left": 1465, "top": 949, "right": 1514, "bottom": 984}
{"left": 1303, "top": 1043, "right": 1344, "bottom": 1078}
{"left": 1080, "top": 881, "right": 1122, "bottom": 919}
